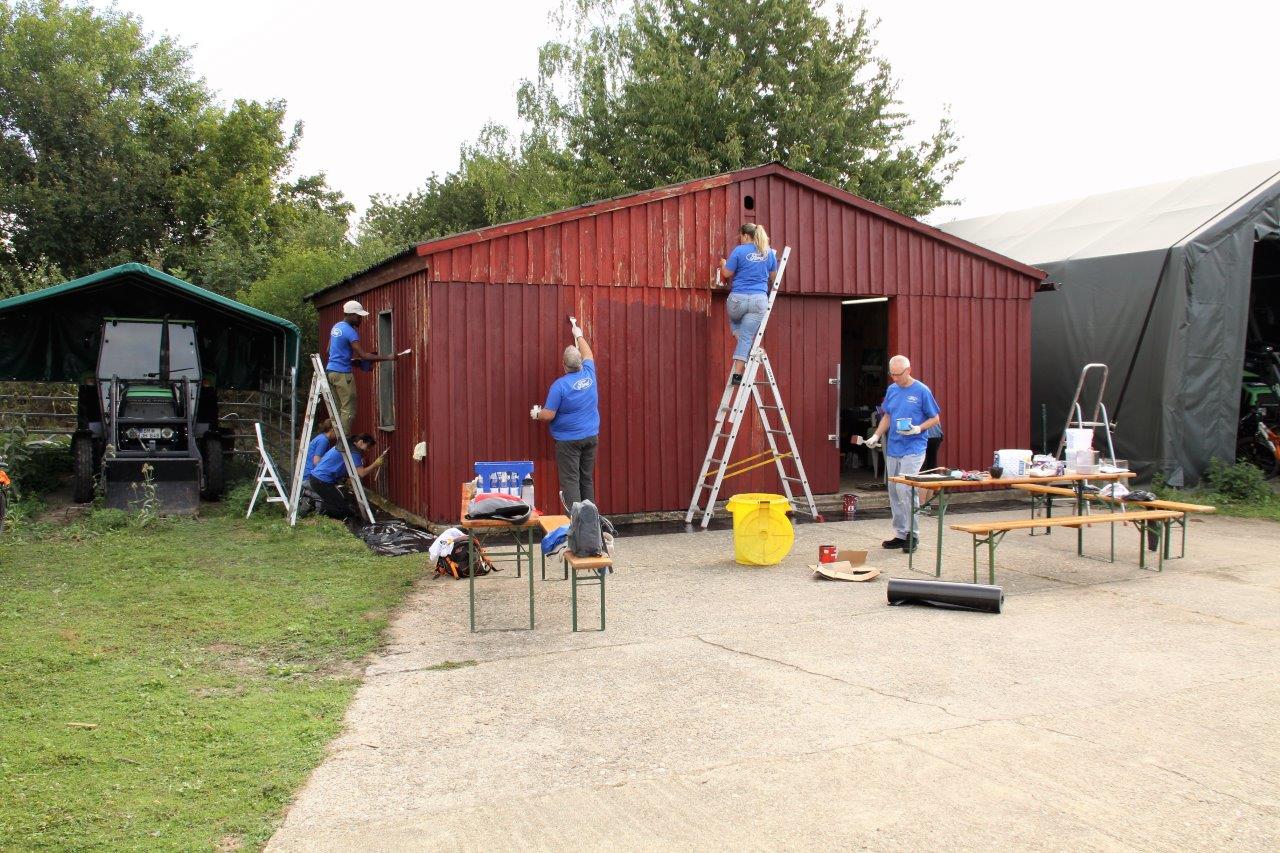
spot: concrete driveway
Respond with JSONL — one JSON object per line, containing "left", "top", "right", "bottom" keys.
{"left": 269, "top": 507, "right": 1280, "bottom": 851}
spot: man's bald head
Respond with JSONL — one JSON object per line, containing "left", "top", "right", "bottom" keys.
{"left": 889, "top": 354, "right": 913, "bottom": 387}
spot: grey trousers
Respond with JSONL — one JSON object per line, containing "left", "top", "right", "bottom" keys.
{"left": 886, "top": 452, "right": 925, "bottom": 538}
{"left": 555, "top": 435, "right": 599, "bottom": 507}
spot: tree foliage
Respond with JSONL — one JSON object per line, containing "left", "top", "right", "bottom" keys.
{"left": 367, "top": 0, "right": 961, "bottom": 245}
{"left": 0, "top": 0, "right": 347, "bottom": 296}
{"left": 359, "top": 123, "right": 571, "bottom": 247}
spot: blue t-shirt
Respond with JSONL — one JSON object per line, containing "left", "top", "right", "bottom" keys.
{"left": 882, "top": 380, "right": 940, "bottom": 458}
{"left": 326, "top": 320, "right": 359, "bottom": 373}
{"left": 303, "top": 433, "right": 332, "bottom": 479}
{"left": 311, "top": 445, "right": 361, "bottom": 484}
{"left": 725, "top": 244, "right": 778, "bottom": 295}
{"left": 545, "top": 359, "right": 600, "bottom": 441}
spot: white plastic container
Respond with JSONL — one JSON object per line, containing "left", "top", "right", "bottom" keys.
{"left": 994, "top": 449, "right": 1033, "bottom": 478}
{"left": 1064, "top": 428, "right": 1093, "bottom": 454}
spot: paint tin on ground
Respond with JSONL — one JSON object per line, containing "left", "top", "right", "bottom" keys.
{"left": 818, "top": 545, "right": 837, "bottom": 563}
{"left": 842, "top": 493, "right": 858, "bottom": 518}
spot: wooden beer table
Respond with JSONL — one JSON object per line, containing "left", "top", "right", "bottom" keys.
{"left": 887, "top": 471, "right": 1137, "bottom": 577}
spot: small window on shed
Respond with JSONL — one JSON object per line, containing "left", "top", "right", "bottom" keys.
{"left": 377, "top": 310, "right": 394, "bottom": 430}
{"left": 743, "top": 195, "right": 755, "bottom": 210}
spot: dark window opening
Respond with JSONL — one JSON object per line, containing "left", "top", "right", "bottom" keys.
{"left": 377, "top": 310, "right": 395, "bottom": 430}
{"left": 743, "top": 195, "right": 755, "bottom": 210}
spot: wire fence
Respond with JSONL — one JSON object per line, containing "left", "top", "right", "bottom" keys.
{"left": 0, "top": 375, "right": 297, "bottom": 471}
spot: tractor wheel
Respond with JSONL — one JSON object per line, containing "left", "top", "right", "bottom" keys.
{"left": 72, "top": 433, "right": 95, "bottom": 503}
{"left": 201, "top": 434, "right": 225, "bottom": 500}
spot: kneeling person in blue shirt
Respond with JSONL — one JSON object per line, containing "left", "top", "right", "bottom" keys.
{"left": 308, "top": 433, "right": 383, "bottom": 520}
{"left": 531, "top": 317, "right": 600, "bottom": 508}
{"left": 303, "top": 420, "right": 337, "bottom": 480}
{"left": 863, "top": 355, "right": 941, "bottom": 553}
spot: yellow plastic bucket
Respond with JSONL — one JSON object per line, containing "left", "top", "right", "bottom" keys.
{"left": 725, "top": 493, "right": 795, "bottom": 565}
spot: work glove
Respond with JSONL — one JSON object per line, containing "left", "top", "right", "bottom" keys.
{"left": 530, "top": 404, "right": 542, "bottom": 420}
{"left": 903, "top": 425, "right": 922, "bottom": 435}
{"left": 569, "top": 316, "right": 583, "bottom": 339}
{"left": 864, "top": 433, "right": 882, "bottom": 449}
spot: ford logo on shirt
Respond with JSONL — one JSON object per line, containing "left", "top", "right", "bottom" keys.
{"left": 573, "top": 377, "right": 593, "bottom": 391}
{"left": 907, "top": 395, "right": 919, "bottom": 403}
{"left": 330, "top": 326, "right": 343, "bottom": 337}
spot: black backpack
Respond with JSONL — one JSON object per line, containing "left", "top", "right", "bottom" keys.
{"left": 435, "top": 537, "right": 496, "bottom": 579}
{"left": 568, "top": 500, "right": 605, "bottom": 556}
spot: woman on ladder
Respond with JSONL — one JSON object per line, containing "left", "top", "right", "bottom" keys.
{"left": 719, "top": 223, "right": 778, "bottom": 385}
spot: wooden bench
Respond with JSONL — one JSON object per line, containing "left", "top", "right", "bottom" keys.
{"left": 1011, "top": 483, "right": 1215, "bottom": 558}
{"left": 950, "top": 510, "right": 1182, "bottom": 584}
{"left": 537, "top": 514, "right": 612, "bottom": 631}
{"left": 566, "top": 552, "right": 611, "bottom": 632}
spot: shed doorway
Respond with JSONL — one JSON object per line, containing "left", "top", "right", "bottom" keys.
{"left": 839, "top": 297, "right": 889, "bottom": 491}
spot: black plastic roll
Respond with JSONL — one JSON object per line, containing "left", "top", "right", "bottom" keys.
{"left": 886, "top": 578, "right": 1003, "bottom": 613}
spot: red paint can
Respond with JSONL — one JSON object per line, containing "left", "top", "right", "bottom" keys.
{"left": 842, "top": 493, "right": 859, "bottom": 518}
{"left": 818, "top": 545, "right": 837, "bottom": 563}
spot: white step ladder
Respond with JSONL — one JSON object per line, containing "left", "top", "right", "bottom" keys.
{"left": 287, "top": 354, "right": 376, "bottom": 526}
{"left": 246, "top": 422, "right": 290, "bottom": 518}
{"left": 686, "top": 246, "right": 819, "bottom": 528}
{"left": 1055, "top": 362, "right": 1118, "bottom": 467}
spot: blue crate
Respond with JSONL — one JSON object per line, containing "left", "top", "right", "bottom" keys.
{"left": 475, "top": 460, "right": 534, "bottom": 496}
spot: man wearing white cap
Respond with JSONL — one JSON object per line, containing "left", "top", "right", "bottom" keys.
{"left": 326, "top": 300, "right": 401, "bottom": 433}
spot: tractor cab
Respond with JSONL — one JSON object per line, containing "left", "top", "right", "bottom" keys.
{"left": 78, "top": 318, "right": 222, "bottom": 514}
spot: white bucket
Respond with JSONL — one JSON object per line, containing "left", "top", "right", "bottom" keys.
{"left": 1064, "top": 428, "right": 1094, "bottom": 454}
{"left": 995, "top": 449, "right": 1033, "bottom": 478}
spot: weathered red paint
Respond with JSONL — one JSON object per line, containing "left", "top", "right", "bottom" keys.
{"left": 314, "top": 164, "right": 1043, "bottom": 523}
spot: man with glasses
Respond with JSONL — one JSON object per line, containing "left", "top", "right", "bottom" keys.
{"left": 863, "top": 355, "right": 941, "bottom": 553}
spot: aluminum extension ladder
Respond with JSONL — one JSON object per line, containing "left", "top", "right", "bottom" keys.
{"left": 286, "top": 353, "right": 376, "bottom": 525}
{"left": 686, "top": 246, "right": 819, "bottom": 528}
{"left": 1055, "top": 362, "right": 1118, "bottom": 467}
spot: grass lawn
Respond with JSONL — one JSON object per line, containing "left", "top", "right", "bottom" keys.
{"left": 0, "top": 492, "right": 423, "bottom": 850}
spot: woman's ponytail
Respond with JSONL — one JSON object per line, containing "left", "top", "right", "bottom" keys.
{"left": 752, "top": 224, "right": 770, "bottom": 255}
{"left": 739, "top": 222, "right": 770, "bottom": 255}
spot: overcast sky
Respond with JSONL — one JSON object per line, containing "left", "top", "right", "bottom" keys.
{"left": 101, "top": 0, "right": 1279, "bottom": 226}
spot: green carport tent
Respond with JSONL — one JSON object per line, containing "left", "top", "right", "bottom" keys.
{"left": 0, "top": 262, "right": 299, "bottom": 387}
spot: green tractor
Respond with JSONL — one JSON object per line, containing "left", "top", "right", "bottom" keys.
{"left": 72, "top": 318, "right": 227, "bottom": 513}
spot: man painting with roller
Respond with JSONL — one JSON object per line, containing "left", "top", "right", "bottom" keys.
{"left": 861, "top": 355, "right": 940, "bottom": 553}
{"left": 531, "top": 317, "right": 600, "bottom": 508}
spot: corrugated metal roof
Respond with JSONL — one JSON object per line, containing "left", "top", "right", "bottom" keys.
{"left": 310, "top": 163, "right": 1044, "bottom": 306}
{"left": 0, "top": 262, "right": 301, "bottom": 365}
{"left": 939, "top": 160, "right": 1280, "bottom": 265}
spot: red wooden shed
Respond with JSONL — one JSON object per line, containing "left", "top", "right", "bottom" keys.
{"left": 310, "top": 163, "right": 1045, "bottom": 524}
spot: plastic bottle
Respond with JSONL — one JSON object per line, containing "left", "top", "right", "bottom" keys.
{"left": 509, "top": 471, "right": 519, "bottom": 495}
{"left": 521, "top": 473, "right": 535, "bottom": 506}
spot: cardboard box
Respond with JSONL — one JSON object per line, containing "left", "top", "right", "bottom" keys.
{"left": 809, "top": 550, "right": 879, "bottom": 581}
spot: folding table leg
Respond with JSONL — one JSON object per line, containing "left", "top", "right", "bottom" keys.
{"left": 1157, "top": 523, "right": 1165, "bottom": 572}
{"left": 571, "top": 567, "right": 578, "bottom": 632}
{"left": 468, "top": 534, "right": 477, "bottom": 632}
{"left": 934, "top": 489, "right": 947, "bottom": 578}
{"left": 527, "top": 527, "right": 535, "bottom": 629}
